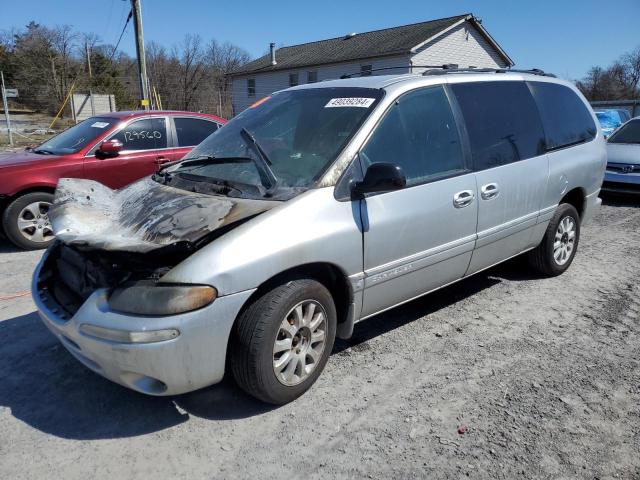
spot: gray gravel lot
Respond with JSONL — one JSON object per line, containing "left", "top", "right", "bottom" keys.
{"left": 1, "top": 197, "right": 639, "bottom": 479}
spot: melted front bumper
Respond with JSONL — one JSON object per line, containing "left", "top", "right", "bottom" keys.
{"left": 32, "top": 252, "right": 254, "bottom": 396}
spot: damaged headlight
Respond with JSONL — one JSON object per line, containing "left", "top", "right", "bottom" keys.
{"left": 108, "top": 283, "right": 217, "bottom": 316}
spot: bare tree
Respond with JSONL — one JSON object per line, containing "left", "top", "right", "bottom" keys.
{"left": 577, "top": 46, "right": 640, "bottom": 100}
{"left": 173, "top": 34, "right": 207, "bottom": 111}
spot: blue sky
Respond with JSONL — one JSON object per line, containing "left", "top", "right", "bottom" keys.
{"left": 1, "top": 0, "right": 639, "bottom": 80}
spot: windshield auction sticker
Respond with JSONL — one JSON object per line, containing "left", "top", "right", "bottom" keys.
{"left": 91, "top": 122, "right": 110, "bottom": 128}
{"left": 325, "top": 98, "right": 375, "bottom": 108}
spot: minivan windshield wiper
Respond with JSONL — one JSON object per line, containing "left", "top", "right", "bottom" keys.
{"left": 172, "top": 154, "right": 278, "bottom": 195}
{"left": 240, "top": 128, "right": 278, "bottom": 191}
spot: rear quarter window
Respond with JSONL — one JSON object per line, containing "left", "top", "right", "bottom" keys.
{"left": 450, "top": 81, "right": 546, "bottom": 171}
{"left": 528, "top": 82, "right": 596, "bottom": 150}
{"left": 174, "top": 117, "right": 220, "bottom": 147}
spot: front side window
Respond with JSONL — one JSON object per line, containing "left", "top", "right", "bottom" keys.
{"left": 38, "top": 117, "right": 117, "bottom": 155}
{"left": 608, "top": 119, "right": 640, "bottom": 144}
{"left": 361, "top": 86, "right": 466, "bottom": 186}
{"left": 528, "top": 82, "right": 597, "bottom": 150}
{"left": 174, "top": 87, "right": 383, "bottom": 197}
{"left": 307, "top": 71, "right": 318, "bottom": 83}
{"left": 174, "top": 117, "right": 219, "bottom": 147}
{"left": 451, "top": 81, "right": 545, "bottom": 170}
{"left": 247, "top": 79, "right": 256, "bottom": 97}
{"left": 111, "top": 118, "right": 167, "bottom": 151}
{"left": 289, "top": 73, "right": 299, "bottom": 87}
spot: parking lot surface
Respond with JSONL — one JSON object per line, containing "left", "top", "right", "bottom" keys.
{"left": 1, "top": 197, "right": 639, "bottom": 479}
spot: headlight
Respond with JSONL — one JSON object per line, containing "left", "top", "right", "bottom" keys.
{"left": 108, "top": 283, "right": 217, "bottom": 316}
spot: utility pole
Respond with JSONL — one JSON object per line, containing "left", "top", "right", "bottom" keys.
{"left": 1, "top": 71, "right": 13, "bottom": 146}
{"left": 131, "top": 0, "right": 150, "bottom": 110}
{"left": 85, "top": 40, "right": 95, "bottom": 115}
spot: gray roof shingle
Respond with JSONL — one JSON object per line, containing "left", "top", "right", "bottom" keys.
{"left": 231, "top": 14, "right": 470, "bottom": 76}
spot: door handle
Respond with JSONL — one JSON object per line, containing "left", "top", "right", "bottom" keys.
{"left": 453, "top": 190, "right": 475, "bottom": 208}
{"left": 480, "top": 183, "right": 500, "bottom": 200}
{"left": 154, "top": 156, "right": 170, "bottom": 165}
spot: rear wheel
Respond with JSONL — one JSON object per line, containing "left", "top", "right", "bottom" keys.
{"left": 230, "top": 278, "right": 336, "bottom": 404}
{"left": 2, "top": 192, "right": 55, "bottom": 250}
{"left": 528, "top": 203, "right": 580, "bottom": 276}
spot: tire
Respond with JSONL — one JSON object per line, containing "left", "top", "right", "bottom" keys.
{"left": 230, "top": 278, "right": 337, "bottom": 405}
{"left": 1, "top": 192, "right": 55, "bottom": 250}
{"left": 528, "top": 203, "right": 580, "bottom": 276}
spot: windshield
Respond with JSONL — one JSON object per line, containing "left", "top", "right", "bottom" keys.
{"left": 173, "top": 87, "right": 383, "bottom": 195}
{"left": 37, "top": 117, "right": 116, "bottom": 155}
{"left": 608, "top": 119, "right": 640, "bottom": 144}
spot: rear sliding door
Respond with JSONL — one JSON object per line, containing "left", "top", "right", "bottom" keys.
{"left": 448, "top": 80, "right": 550, "bottom": 275}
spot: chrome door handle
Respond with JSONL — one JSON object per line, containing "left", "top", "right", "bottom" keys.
{"left": 480, "top": 183, "right": 500, "bottom": 200}
{"left": 453, "top": 190, "right": 475, "bottom": 208}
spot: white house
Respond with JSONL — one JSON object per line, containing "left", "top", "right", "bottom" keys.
{"left": 230, "top": 13, "right": 513, "bottom": 114}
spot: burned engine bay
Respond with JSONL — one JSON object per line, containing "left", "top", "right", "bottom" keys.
{"left": 38, "top": 177, "right": 280, "bottom": 316}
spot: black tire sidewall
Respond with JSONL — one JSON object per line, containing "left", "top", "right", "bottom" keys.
{"left": 2, "top": 192, "right": 55, "bottom": 250}
{"left": 543, "top": 204, "right": 581, "bottom": 275}
{"left": 237, "top": 279, "right": 337, "bottom": 404}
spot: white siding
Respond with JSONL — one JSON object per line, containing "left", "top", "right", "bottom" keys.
{"left": 231, "top": 55, "right": 409, "bottom": 114}
{"left": 410, "top": 22, "right": 508, "bottom": 72}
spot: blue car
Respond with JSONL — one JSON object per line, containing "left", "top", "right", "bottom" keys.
{"left": 595, "top": 110, "right": 623, "bottom": 138}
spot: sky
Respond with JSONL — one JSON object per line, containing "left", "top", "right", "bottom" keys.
{"left": 1, "top": 0, "right": 639, "bottom": 81}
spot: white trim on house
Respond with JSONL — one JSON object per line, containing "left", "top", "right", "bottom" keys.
{"left": 410, "top": 15, "right": 513, "bottom": 67}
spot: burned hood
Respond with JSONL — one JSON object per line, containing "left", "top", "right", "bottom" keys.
{"left": 50, "top": 177, "right": 279, "bottom": 252}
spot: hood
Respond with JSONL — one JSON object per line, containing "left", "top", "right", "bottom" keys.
{"left": 606, "top": 143, "right": 640, "bottom": 165}
{"left": 49, "top": 177, "right": 279, "bottom": 253}
{"left": 0, "top": 150, "right": 57, "bottom": 168}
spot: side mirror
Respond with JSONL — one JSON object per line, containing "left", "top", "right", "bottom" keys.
{"left": 351, "top": 162, "right": 406, "bottom": 199}
{"left": 97, "top": 139, "right": 123, "bottom": 157}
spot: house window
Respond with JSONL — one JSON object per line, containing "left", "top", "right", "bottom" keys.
{"left": 307, "top": 71, "right": 318, "bottom": 83}
{"left": 289, "top": 73, "right": 299, "bottom": 87}
{"left": 361, "top": 65, "right": 372, "bottom": 76}
{"left": 247, "top": 79, "right": 256, "bottom": 98}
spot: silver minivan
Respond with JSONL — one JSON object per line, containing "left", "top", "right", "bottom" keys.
{"left": 33, "top": 70, "right": 605, "bottom": 404}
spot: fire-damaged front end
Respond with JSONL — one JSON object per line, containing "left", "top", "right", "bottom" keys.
{"left": 33, "top": 177, "right": 277, "bottom": 395}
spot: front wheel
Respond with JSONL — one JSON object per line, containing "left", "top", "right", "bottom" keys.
{"left": 230, "top": 278, "right": 337, "bottom": 405}
{"left": 528, "top": 203, "right": 580, "bottom": 276}
{"left": 2, "top": 192, "right": 55, "bottom": 250}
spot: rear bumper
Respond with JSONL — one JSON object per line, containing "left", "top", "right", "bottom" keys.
{"left": 32, "top": 252, "right": 255, "bottom": 396}
{"left": 582, "top": 190, "right": 602, "bottom": 224}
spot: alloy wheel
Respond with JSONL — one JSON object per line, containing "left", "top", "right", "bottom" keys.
{"left": 553, "top": 215, "right": 576, "bottom": 266}
{"left": 17, "top": 201, "right": 53, "bottom": 243}
{"left": 272, "top": 300, "right": 328, "bottom": 386}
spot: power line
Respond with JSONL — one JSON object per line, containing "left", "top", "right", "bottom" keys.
{"left": 108, "top": 8, "right": 133, "bottom": 63}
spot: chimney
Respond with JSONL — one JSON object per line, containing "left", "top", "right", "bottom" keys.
{"left": 270, "top": 43, "right": 277, "bottom": 66}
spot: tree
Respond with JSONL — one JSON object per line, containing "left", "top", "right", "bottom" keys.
{"left": 577, "top": 46, "right": 640, "bottom": 101}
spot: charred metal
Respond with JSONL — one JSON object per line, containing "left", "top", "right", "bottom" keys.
{"left": 49, "top": 177, "right": 279, "bottom": 253}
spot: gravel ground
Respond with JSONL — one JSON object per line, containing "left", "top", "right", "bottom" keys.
{"left": 1, "top": 197, "right": 639, "bottom": 479}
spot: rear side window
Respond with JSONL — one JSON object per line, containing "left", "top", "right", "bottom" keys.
{"left": 361, "top": 85, "right": 467, "bottom": 186}
{"left": 174, "top": 117, "right": 219, "bottom": 147}
{"left": 112, "top": 118, "right": 167, "bottom": 151}
{"left": 451, "top": 81, "right": 545, "bottom": 170}
{"left": 528, "top": 82, "right": 596, "bottom": 150}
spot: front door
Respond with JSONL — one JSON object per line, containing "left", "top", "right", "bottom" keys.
{"left": 448, "top": 80, "right": 549, "bottom": 275}
{"left": 84, "top": 116, "right": 171, "bottom": 189}
{"left": 359, "top": 85, "right": 478, "bottom": 318}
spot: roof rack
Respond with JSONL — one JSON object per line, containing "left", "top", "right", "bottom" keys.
{"left": 339, "top": 64, "right": 459, "bottom": 79}
{"left": 338, "top": 65, "right": 555, "bottom": 79}
{"left": 421, "top": 67, "right": 556, "bottom": 77}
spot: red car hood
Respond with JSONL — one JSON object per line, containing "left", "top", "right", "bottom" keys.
{"left": 0, "top": 150, "right": 61, "bottom": 168}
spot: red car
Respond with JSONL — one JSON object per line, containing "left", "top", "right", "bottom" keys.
{"left": 0, "top": 111, "right": 226, "bottom": 249}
